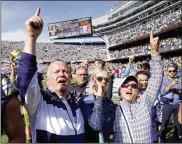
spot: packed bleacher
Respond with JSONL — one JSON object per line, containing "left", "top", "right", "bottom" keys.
{"left": 105, "top": 55, "right": 182, "bottom": 77}
{"left": 1, "top": 37, "right": 182, "bottom": 74}
{"left": 1, "top": 41, "right": 108, "bottom": 73}
{"left": 108, "top": 8, "right": 181, "bottom": 46}
{"left": 109, "top": 37, "right": 182, "bottom": 59}
{"left": 36, "top": 43, "right": 108, "bottom": 62}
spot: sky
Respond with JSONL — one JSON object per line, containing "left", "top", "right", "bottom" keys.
{"left": 2, "top": 1, "right": 119, "bottom": 42}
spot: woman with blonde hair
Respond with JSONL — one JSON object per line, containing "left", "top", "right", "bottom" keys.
{"left": 92, "top": 60, "right": 114, "bottom": 100}
{"left": 79, "top": 67, "right": 115, "bottom": 143}
{"left": 89, "top": 67, "right": 109, "bottom": 95}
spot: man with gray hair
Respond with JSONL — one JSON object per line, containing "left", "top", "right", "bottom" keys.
{"left": 69, "top": 66, "right": 89, "bottom": 102}
{"left": 16, "top": 8, "right": 105, "bottom": 143}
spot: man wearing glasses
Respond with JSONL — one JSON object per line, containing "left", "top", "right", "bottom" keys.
{"left": 160, "top": 62, "right": 182, "bottom": 143}
{"left": 69, "top": 66, "right": 89, "bottom": 102}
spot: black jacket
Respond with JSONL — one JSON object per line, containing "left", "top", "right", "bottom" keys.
{"left": 69, "top": 81, "right": 89, "bottom": 102}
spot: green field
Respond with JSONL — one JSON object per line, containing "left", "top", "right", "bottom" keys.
{"left": 1, "top": 77, "right": 174, "bottom": 143}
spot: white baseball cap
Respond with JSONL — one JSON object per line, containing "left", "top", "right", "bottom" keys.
{"left": 117, "top": 75, "right": 138, "bottom": 97}
{"left": 119, "top": 75, "right": 138, "bottom": 89}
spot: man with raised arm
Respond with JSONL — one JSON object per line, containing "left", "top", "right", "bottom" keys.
{"left": 16, "top": 8, "right": 104, "bottom": 143}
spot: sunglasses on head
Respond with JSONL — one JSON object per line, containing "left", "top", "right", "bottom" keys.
{"left": 168, "top": 70, "right": 176, "bottom": 73}
{"left": 121, "top": 83, "right": 138, "bottom": 89}
{"left": 96, "top": 76, "right": 110, "bottom": 83}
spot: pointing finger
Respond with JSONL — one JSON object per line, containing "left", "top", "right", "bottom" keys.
{"left": 35, "top": 7, "right": 40, "bottom": 16}
{"left": 32, "top": 16, "right": 42, "bottom": 28}
{"left": 34, "top": 16, "right": 44, "bottom": 28}
{"left": 154, "top": 37, "right": 159, "bottom": 42}
{"left": 150, "top": 30, "right": 153, "bottom": 40}
{"left": 35, "top": 16, "right": 43, "bottom": 24}
{"left": 156, "top": 37, "right": 159, "bottom": 41}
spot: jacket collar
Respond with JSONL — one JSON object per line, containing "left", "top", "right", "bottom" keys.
{"left": 75, "top": 81, "right": 88, "bottom": 88}
{"left": 46, "top": 88, "right": 72, "bottom": 102}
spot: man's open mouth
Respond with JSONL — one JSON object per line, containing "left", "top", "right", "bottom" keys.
{"left": 58, "top": 79, "right": 67, "bottom": 83}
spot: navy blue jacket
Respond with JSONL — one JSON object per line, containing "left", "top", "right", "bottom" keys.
{"left": 16, "top": 52, "right": 105, "bottom": 143}
{"left": 79, "top": 95, "right": 116, "bottom": 142}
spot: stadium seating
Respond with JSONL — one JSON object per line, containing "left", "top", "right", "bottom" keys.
{"left": 109, "top": 37, "right": 182, "bottom": 59}
{"left": 107, "top": 8, "right": 181, "bottom": 46}
{"left": 1, "top": 41, "right": 107, "bottom": 73}
{"left": 1, "top": 35, "right": 181, "bottom": 74}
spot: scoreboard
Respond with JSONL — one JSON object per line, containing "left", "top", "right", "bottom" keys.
{"left": 48, "top": 17, "right": 93, "bottom": 40}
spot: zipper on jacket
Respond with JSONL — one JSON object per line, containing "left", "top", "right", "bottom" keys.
{"left": 65, "top": 108, "right": 77, "bottom": 135}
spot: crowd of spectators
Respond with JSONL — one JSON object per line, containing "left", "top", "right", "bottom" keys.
{"left": 1, "top": 41, "right": 23, "bottom": 63}
{"left": 42, "top": 55, "right": 181, "bottom": 77}
{"left": 109, "top": 37, "right": 182, "bottom": 59}
{"left": 108, "top": 8, "right": 181, "bottom": 46}
{"left": 35, "top": 43, "right": 108, "bottom": 62}
{"left": 1, "top": 36, "right": 181, "bottom": 74}
{"left": 1, "top": 41, "right": 107, "bottom": 73}
{"left": 105, "top": 55, "right": 182, "bottom": 78}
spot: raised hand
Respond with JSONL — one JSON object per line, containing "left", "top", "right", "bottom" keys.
{"left": 171, "top": 79, "right": 179, "bottom": 87}
{"left": 93, "top": 80, "right": 106, "bottom": 97}
{"left": 96, "top": 84, "right": 105, "bottom": 97}
{"left": 25, "top": 8, "right": 43, "bottom": 39}
{"left": 150, "top": 31, "right": 159, "bottom": 53}
{"left": 10, "top": 57, "right": 14, "bottom": 64}
{"left": 129, "top": 55, "right": 135, "bottom": 63}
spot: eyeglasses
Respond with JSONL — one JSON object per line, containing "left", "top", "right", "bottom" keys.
{"left": 77, "top": 74, "right": 88, "bottom": 77}
{"left": 121, "top": 84, "right": 138, "bottom": 89}
{"left": 96, "top": 76, "right": 110, "bottom": 83}
{"left": 168, "top": 70, "right": 176, "bottom": 73}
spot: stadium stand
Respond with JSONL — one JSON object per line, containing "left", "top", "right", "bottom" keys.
{"left": 1, "top": 0, "right": 182, "bottom": 75}
{"left": 1, "top": 42, "right": 108, "bottom": 73}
